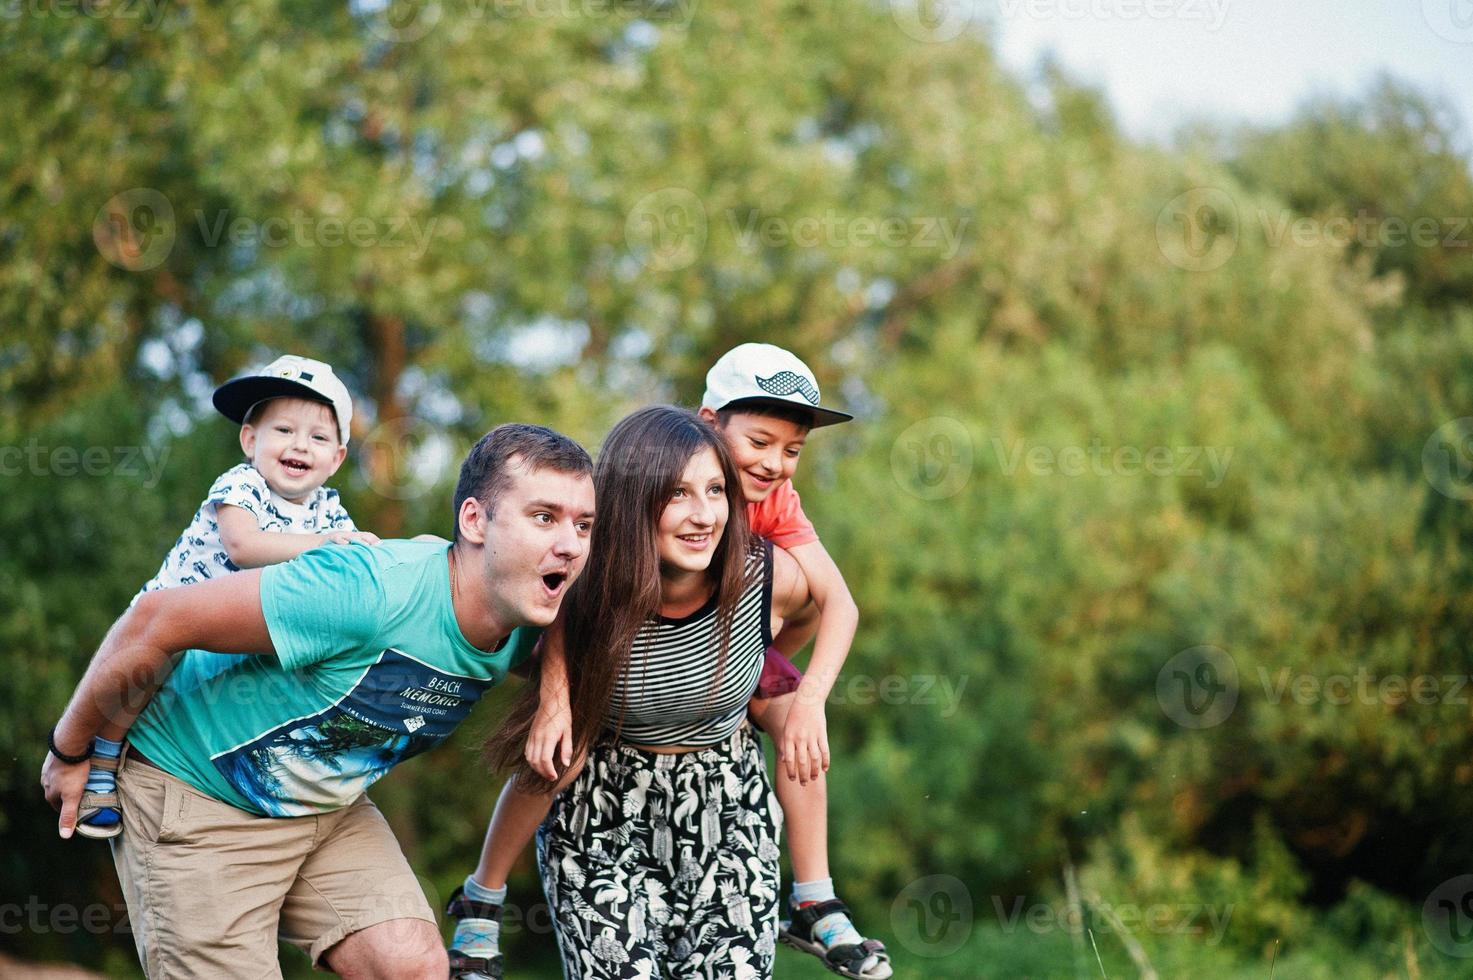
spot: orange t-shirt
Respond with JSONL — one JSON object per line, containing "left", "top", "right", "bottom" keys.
{"left": 746, "top": 480, "right": 819, "bottom": 550}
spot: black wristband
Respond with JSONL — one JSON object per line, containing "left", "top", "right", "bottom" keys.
{"left": 48, "top": 727, "right": 94, "bottom": 764}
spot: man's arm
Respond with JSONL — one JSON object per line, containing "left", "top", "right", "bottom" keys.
{"left": 41, "top": 571, "right": 275, "bottom": 836}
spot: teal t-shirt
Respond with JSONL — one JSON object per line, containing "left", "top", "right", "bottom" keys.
{"left": 128, "top": 539, "right": 538, "bottom": 817}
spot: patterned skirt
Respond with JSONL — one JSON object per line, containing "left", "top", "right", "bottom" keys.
{"left": 537, "top": 724, "right": 782, "bottom": 979}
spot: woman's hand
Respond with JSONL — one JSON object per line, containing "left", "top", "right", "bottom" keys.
{"left": 526, "top": 690, "right": 574, "bottom": 781}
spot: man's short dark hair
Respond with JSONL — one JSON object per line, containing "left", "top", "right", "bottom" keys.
{"left": 452, "top": 424, "right": 593, "bottom": 541}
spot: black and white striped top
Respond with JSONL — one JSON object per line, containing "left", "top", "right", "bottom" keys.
{"left": 605, "top": 539, "right": 773, "bottom": 747}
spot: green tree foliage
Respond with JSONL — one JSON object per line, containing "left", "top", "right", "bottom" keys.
{"left": 3, "top": 2, "right": 1471, "bottom": 974}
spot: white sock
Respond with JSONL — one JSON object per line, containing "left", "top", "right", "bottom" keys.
{"left": 451, "top": 876, "right": 506, "bottom": 958}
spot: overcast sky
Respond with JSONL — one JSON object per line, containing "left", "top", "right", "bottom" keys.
{"left": 979, "top": 0, "right": 1473, "bottom": 149}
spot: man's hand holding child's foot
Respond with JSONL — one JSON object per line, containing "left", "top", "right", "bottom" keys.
{"left": 75, "top": 737, "right": 123, "bottom": 840}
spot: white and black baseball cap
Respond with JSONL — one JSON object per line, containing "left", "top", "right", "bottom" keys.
{"left": 701, "top": 343, "right": 852, "bottom": 428}
{"left": 212, "top": 355, "right": 354, "bottom": 444}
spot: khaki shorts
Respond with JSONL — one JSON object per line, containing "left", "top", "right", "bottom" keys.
{"left": 110, "top": 747, "right": 436, "bottom": 979}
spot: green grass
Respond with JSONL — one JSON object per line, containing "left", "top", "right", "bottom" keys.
{"left": 92, "top": 919, "right": 1473, "bottom": 978}
{"left": 88, "top": 896, "right": 1473, "bottom": 979}
{"left": 772, "top": 922, "right": 1468, "bottom": 980}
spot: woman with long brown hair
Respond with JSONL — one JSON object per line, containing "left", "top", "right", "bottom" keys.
{"left": 471, "top": 405, "right": 814, "bottom": 979}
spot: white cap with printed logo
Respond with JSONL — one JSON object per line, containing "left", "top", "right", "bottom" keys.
{"left": 701, "top": 343, "right": 852, "bottom": 428}
{"left": 213, "top": 355, "right": 354, "bottom": 445}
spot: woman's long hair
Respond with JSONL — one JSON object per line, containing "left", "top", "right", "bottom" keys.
{"left": 485, "top": 405, "right": 753, "bottom": 792}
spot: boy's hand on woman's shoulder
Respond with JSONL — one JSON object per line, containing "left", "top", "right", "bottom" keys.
{"left": 780, "top": 698, "right": 830, "bottom": 785}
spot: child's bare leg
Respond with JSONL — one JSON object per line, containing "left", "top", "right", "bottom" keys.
{"left": 751, "top": 692, "right": 889, "bottom": 977}
{"left": 450, "top": 761, "right": 584, "bottom": 977}
{"left": 473, "top": 764, "right": 581, "bottom": 888}
{"left": 753, "top": 693, "right": 831, "bottom": 881}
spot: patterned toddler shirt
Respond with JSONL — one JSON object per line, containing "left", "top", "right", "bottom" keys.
{"left": 139, "top": 462, "right": 355, "bottom": 594}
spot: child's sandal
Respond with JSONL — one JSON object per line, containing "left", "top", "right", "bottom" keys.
{"left": 76, "top": 755, "right": 122, "bottom": 840}
{"left": 445, "top": 885, "right": 505, "bottom": 980}
{"left": 780, "top": 898, "right": 893, "bottom": 979}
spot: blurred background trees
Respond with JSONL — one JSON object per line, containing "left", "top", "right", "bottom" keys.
{"left": 3, "top": 2, "right": 1471, "bottom": 976}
